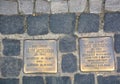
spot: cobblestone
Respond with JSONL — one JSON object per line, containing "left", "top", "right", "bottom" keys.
{"left": 74, "top": 74, "right": 95, "bottom": 84}
{"left": 117, "top": 57, "right": 120, "bottom": 72}
{"left": 0, "top": 57, "right": 22, "bottom": 77}
{"left": 0, "top": 78, "right": 19, "bottom": 84}
{"left": 0, "top": 15, "right": 24, "bottom": 34}
{"left": 0, "top": 1, "right": 18, "bottom": 15}
{"left": 59, "top": 36, "right": 76, "bottom": 52}
{"left": 68, "top": 0, "right": 87, "bottom": 13}
{"left": 27, "top": 15, "right": 49, "bottom": 36}
{"left": 78, "top": 13, "right": 99, "bottom": 33}
{"left": 18, "top": 0, "right": 34, "bottom": 14}
{"left": 35, "top": 0, "right": 50, "bottom": 14}
{"left": 62, "top": 53, "right": 77, "bottom": 73}
{"left": 105, "top": 0, "right": 120, "bottom": 11}
{"left": 51, "top": 1, "right": 68, "bottom": 14}
{"left": 50, "top": 13, "right": 76, "bottom": 34}
{"left": 89, "top": 0, "right": 102, "bottom": 13}
{"left": 104, "top": 13, "right": 120, "bottom": 32}
{"left": 46, "top": 76, "right": 71, "bottom": 84}
{"left": 97, "top": 76, "right": 120, "bottom": 84}
{"left": 114, "top": 34, "right": 120, "bottom": 53}
{"left": 23, "top": 76, "right": 44, "bottom": 84}
{"left": 2, "top": 39, "right": 20, "bottom": 56}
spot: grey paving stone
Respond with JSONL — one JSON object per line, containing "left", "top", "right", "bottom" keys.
{"left": 51, "top": 1, "right": 68, "bottom": 14}
{"left": 23, "top": 76, "right": 44, "bottom": 84}
{"left": 104, "top": 13, "right": 120, "bottom": 32}
{"left": 62, "top": 53, "right": 77, "bottom": 73}
{"left": 59, "top": 36, "right": 76, "bottom": 52}
{"left": 117, "top": 57, "right": 120, "bottom": 72}
{"left": 78, "top": 13, "right": 99, "bottom": 33}
{"left": 105, "top": 0, "right": 120, "bottom": 11}
{"left": 0, "top": 1, "right": 18, "bottom": 15}
{"left": 36, "top": 0, "right": 50, "bottom": 14}
{"left": 27, "top": 15, "right": 49, "bottom": 36}
{"left": 114, "top": 34, "right": 120, "bottom": 53}
{"left": 50, "top": 13, "right": 76, "bottom": 34}
{"left": 0, "top": 78, "right": 19, "bottom": 84}
{"left": 89, "top": 0, "right": 102, "bottom": 13}
{"left": 68, "top": 0, "right": 87, "bottom": 13}
{"left": 0, "top": 15, "right": 24, "bottom": 34}
{"left": 2, "top": 39, "right": 20, "bottom": 56}
{"left": 1, "top": 57, "right": 22, "bottom": 77}
{"left": 18, "top": 0, "right": 34, "bottom": 14}
{"left": 97, "top": 76, "right": 120, "bottom": 84}
{"left": 46, "top": 76, "right": 71, "bottom": 84}
{"left": 74, "top": 74, "right": 95, "bottom": 84}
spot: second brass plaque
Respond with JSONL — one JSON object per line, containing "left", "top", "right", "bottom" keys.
{"left": 24, "top": 40, "right": 57, "bottom": 73}
{"left": 80, "top": 37, "right": 115, "bottom": 72}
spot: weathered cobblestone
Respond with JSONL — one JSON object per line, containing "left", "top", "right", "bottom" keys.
{"left": 78, "top": 13, "right": 99, "bottom": 33}
{"left": 0, "top": 57, "right": 22, "bottom": 77}
{"left": 0, "top": 1, "right": 18, "bottom": 15}
{"left": 35, "top": 0, "right": 50, "bottom": 14}
{"left": 23, "top": 76, "right": 44, "bottom": 84}
{"left": 50, "top": 13, "right": 76, "bottom": 34}
{"left": 46, "top": 76, "right": 71, "bottom": 84}
{"left": 68, "top": 0, "right": 87, "bottom": 13}
{"left": 27, "top": 15, "right": 49, "bottom": 36}
{"left": 97, "top": 76, "right": 120, "bottom": 84}
{"left": 62, "top": 53, "right": 77, "bottom": 73}
{"left": 105, "top": 0, "right": 120, "bottom": 11}
{"left": 51, "top": 1, "right": 68, "bottom": 14}
{"left": 89, "top": 0, "right": 102, "bottom": 13}
{"left": 114, "top": 34, "right": 120, "bottom": 53}
{"left": 18, "top": 0, "right": 34, "bottom": 14}
{"left": 2, "top": 39, "right": 20, "bottom": 56}
{"left": 0, "top": 15, "right": 24, "bottom": 34}
{"left": 0, "top": 78, "right": 19, "bottom": 84}
{"left": 59, "top": 36, "right": 76, "bottom": 52}
{"left": 74, "top": 74, "right": 95, "bottom": 84}
{"left": 104, "top": 13, "right": 120, "bottom": 32}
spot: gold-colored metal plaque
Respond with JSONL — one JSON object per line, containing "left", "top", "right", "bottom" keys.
{"left": 24, "top": 40, "right": 57, "bottom": 73}
{"left": 80, "top": 37, "right": 115, "bottom": 72}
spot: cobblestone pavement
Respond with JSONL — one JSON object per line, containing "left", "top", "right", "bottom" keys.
{"left": 0, "top": 0, "right": 120, "bottom": 84}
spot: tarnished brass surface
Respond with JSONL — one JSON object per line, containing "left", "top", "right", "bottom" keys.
{"left": 24, "top": 40, "right": 57, "bottom": 73}
{"left": 80, "top": 37, "right": 115, "bottom": 72}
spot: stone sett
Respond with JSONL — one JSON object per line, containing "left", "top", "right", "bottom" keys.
{"left": 74, "top": 74, "right": 95, "bottom": 84}
{"left": 59, "top": 36, "right": 76, "bottom": 52}
{"left": 46, "top": 76, "right": 71, "bottom": 84}
{"left": 23, "top": 76, "right": 44, "bottom": 84}
{"left": 35, "top": 0, "right": 50, "bottom": 14}
{"left": 78, "top": 13, "right": 99, "bottom": 33}
{"left": 97, "top": 76, "right": 120, "bottom": 84}
{"left": 0, "top": 15, "right": 24, "bottom": 34}
{"left": 2, "top": 39, "right": 20, "bottom": 56}
{"left": 104, "top": 13, "right": 120, "bottom": 32}
{"left": 117, "top": 57, "right": 120, "bottom": 72}
{"left": 27, "top": 15, "right": 49, "bottom": 36}
{"left": 0, "top": 1, "right": 18, "bottom": 15}
{"left": 62, "top": 53, "right": 77, "bottom": 73}
{"left": 0, "top": 78, "right": 19, "bottom": 84}
{"left": 105, "top": 0, "right": 120, "bottom": 11}
{"left": 50, "top": 13, "right": 76, "bottom": 34}
{"left": 114, "top": 34, "right": 120, "bottom": 53}
{"left": 68, "top": 0, "right": 87, "bottom": 13}
{"left": 18, "top": 0, "right": 34, "bottom": 14}
{"left": 0, "top": 57, "right": 22, "bottom": 77}
{"left": 51, "top": 1, "right": 68, "bottom": 14}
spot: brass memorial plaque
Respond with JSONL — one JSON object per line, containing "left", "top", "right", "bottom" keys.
{"left": 24, "top": 40, "right": 57, "bottom": 73}
{"left": 80, "top": 37, "right": 115, "bottom": 72}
